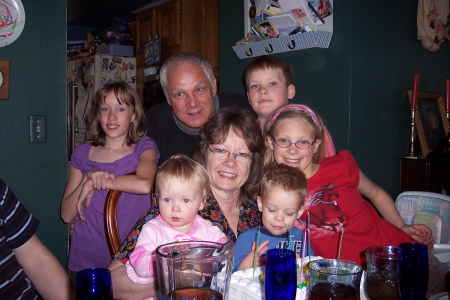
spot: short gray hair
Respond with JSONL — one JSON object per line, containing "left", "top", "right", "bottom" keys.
{"left": 160, "top": 52, "right": 215, "bottom": 94}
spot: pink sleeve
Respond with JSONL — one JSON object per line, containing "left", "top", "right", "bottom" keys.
{"left": 216, "top": 235, "right": 228, "bottom": 244}
{"left": 128, "top": 221, "right": 160, "bottom": 281}
{"left": 208, "top": 221, "right": 228, "bottom": 244}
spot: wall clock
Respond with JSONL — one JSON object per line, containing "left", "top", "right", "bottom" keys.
{"left": 0, "top": 0, "right": 26, "bottom": 47}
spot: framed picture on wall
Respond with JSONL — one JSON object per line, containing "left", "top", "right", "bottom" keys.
{"left": 408, "top": 91, "right": 449, "bottom": 157}
{"left": 0, "top": 60, "right": 10, "bottom": 99}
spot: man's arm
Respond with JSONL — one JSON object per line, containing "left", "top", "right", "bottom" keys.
{"left": 108, "top": 258, "right": 158, "bottom": 299}
{"left": 14, "top": 234, "right": 75, "bottom": 300}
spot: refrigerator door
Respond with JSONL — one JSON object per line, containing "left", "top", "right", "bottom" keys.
{"left": 67, "top": 55, "right": 137, "bottom": 155}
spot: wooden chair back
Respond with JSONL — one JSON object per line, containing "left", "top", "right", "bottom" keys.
{"left": 104, "top": 189, "right": 124, "bottom": 255}
{"left": 104, "top": 171, "right": 136, "bottom": 255}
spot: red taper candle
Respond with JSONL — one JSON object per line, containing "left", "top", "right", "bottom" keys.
{"left": 411, "top": 73, "right": 419, "bottom": 110}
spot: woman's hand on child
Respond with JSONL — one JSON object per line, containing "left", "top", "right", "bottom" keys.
{"left": 86, "top": 170, "right": 116, "bottom": 191}
{"left": 401, "top": 224, "right": 434, "bottom": 248}
{"left": 238, "top": 240, "right": 270, "bottom": 271}
{"left": 77, "top": 179, "right": 95, "bottom": 221}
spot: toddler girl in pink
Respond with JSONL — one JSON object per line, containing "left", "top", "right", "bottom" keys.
{"left": 126, "top": 154, "right": 227, "bottom": 284}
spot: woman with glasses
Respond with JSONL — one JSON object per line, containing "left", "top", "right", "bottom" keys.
{"left": 191, "top": 108, "right": 265, "bottom": 241}
{"left": 264, "top": 104, "right": 447, "bottom": 297}
{"left": 108, "top": 108, "right": 265, "bottom": 299}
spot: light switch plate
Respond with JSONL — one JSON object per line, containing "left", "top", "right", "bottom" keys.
{"left": 30, "top": 115, "right": 47, "bottom": 143}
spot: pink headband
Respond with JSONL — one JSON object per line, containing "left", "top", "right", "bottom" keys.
{"left": 268, "top": 104, "right": 322, "bottom": 130}
{"left": 268, "top": 104, "right": 336, "bottom": 158}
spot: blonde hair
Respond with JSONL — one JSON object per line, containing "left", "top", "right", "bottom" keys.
{"left": 87, "top": 81, "right": 146, "bottom": 147}
{"left": 154, "top": 154, "right": 210, "bottom": 202}
{"left": 264, "top": 105, "right": 326, "bottom": 168}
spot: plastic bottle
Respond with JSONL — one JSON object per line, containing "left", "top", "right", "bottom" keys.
{"left": 145, "top": 34, "right": 154, "bottom": 66}
{"left": 154, "top": 34, "right": 161, "bottom": 64}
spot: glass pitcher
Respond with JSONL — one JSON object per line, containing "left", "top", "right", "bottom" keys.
{"left": 364, "top": 245, "right": 400, "bottom": 300}
{"left": 155, "top": 241, "right": 234, "bottom": 300}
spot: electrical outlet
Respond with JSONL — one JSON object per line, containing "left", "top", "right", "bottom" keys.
{"left": 30, "top": 115, "right": 47, "bottom": 143}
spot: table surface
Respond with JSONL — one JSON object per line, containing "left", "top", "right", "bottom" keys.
{"left": 433, "top": 244, "right": 450, "bottom": 264}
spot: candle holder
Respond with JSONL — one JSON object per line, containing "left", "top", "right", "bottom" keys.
{"left": 446, "top": 110, "right": 450, "bottom": 155}
{"left": 447, "top": 110, "right": 450, "bottom": 127}
{"left": 406, "top": 108, "right": 418, "bottom": 159}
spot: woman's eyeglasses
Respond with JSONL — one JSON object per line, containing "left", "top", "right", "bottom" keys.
{"left": 207, "top": 145, "right": 253, "bottom": 163}
{"left": 272, "top": 138, "right": 316, "bottom": 150}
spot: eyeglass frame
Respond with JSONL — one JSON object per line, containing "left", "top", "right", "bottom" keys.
{"left": 206, "top": 145, "right": 253, "bottom": 162}
{"left": 272, "top": 137, "right": 317, "bottom": 150}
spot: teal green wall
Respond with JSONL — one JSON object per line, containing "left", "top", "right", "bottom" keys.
{"left": 0, "top": 0, "right": 448, "bottom": 272}
{"left": 220, "top": 0, "right": 450, "bottom": 198}
{"left": 0, "top": 0, "right": 68, "bottom": 267}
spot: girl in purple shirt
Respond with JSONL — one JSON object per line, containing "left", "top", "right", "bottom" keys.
{"left": 61, "top": 81, "right": 159, "bottom": 272}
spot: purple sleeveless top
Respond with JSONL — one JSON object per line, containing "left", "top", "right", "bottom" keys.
{"left": 67, "top": 136, "right": 159, "bottom": 272}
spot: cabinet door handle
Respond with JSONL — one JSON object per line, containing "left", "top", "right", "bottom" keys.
{"left": 265, "top": 44, "right": 273, "bottom": 53}
{"left": 287, "top": 40, "right": 296, "bottom": 49}
{"left": 245, "top": 48, "right": 253, "bottom": 56}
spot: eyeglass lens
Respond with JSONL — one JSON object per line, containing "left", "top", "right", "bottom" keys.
{"left": 273, "top": 138, "right": 315, "bottom": 150}
{"left": 207, "top": 146, "right": 252, "bottom": 162}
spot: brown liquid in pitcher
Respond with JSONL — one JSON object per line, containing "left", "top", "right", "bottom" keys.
{"left": 166, "top": 288, "right": 223, "bottom": 300}
{"left": 310, "top": 282, "right": 359, "bottom": 300}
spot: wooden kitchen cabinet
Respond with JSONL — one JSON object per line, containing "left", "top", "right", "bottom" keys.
{"left": 135, "top": 0, "right": 219, "bottom": 98}
{"left": 399, "top": 157, "right": 450, "bottom": 193}
{"left": 200, "top": 0, "right": 219, "bottom": 78}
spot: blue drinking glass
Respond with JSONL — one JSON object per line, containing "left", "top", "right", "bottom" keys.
{"left": 76, "top": 268, "right": 113, "bottom": 300}
{"left": 397, "top": 243, "right": 428, "bottom": 300}
{"left": 265, "top": 248, "right": 296, "bottom": 300}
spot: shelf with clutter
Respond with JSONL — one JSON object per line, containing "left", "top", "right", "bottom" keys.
{"left": 232, "top": 0, "right": 333, "bottom": 59}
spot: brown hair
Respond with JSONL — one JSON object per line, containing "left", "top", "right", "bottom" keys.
{"left": 154, "top": 154, "right": 210, "bottom": 202}
{"left": 192, "top": 108, "right": 265, "bottom": 206}
{"left": 87, "top": 81, "right": 146, "bottom": 147}
{"left": 264, "top": 107, "right": 326, "bottom": 168}
{"left": 260, "top": 163, "right": 307, "bottom": 207}
{"left": 244, "top": 55, "right": 293, "bottom": 90}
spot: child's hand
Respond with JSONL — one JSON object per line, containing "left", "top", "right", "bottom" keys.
{"left": 86, "top": 170, "right": 116, "bottom": 190}
{"left": 69, "top": 217, "right": 78, "bottom": 235}
{"left": 401, "top": 224, "right": 434, "bottom": 249}
{"left": 238, "top": 240, "right": 270, "bottom": 271}
{"left": 77, "top": 179, "right": 95, "bottom": 221}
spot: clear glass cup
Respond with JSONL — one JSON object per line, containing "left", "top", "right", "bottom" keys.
{"left": 265, "top": 249, "right": 297, "bottom": 300}
{"left": 76, "top": 268, "right": 113, "bottom": 300}
{"left": 307, "top": 259, "right": 362, "bottom": 300}
{"left": 364, "top": 245, "right": 400, "bottom": 300}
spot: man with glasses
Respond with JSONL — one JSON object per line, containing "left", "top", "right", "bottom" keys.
{"left": 146, "top": 52, "right": 254, "bottom": 164}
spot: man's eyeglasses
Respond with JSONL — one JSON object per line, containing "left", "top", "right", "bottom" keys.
{"left": 272, "top": 138, "right": 316, "bottom": 150}
{"left": 207, "top": 145, "right": 253, "bottom": 163}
